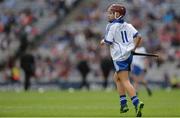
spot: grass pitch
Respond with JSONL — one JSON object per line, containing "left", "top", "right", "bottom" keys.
{"left": 0, "top": 89, "right": 180, "bottom": 117}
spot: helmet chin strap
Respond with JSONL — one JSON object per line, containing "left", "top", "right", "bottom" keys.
{"left": 115, "top": 12, "right": 123, "bottom": 19}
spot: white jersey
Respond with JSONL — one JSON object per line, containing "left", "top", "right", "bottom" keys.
{"left": 104, "top": 20, "right": 138, "bottom": 61}
{"left": 132, "top": 47, "right": 147, "bottom": 69}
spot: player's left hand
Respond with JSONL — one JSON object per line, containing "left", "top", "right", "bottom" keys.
{"left": 100, "top": 39, "right": 105, "bottom": 46}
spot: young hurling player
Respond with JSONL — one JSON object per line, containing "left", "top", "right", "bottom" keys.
{"left": 131, "top": 46, "right": 152, "bottom": 96}
{"left": 100, "top": 3, "right": 144, "bottom": 117}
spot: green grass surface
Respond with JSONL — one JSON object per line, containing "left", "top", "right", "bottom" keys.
{"left": 0, "top": 89, "right": 180, "bottom": 117}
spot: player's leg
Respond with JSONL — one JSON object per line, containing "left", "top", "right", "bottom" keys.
{"left": 117, "top": 71, "right": 136, "bottom": 97}
{"left": 131, "top": 65, "right": 142, "bottom": 94}
{"left": 117, "top": 71, "right": 144, "bottom": 117}
{"left": 130, "top": 74, "right": 139, "bottom": 94}
{"left": 113, "top": 55, "right": 144, "bottom": 116}
{"left": 140, "top": 75, "right": 152, "bottom": 96}
{"left": 113, "top": 73, "right": 129, "bottom": 113}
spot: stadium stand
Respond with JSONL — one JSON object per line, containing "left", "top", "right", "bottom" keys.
{"left": 0, "top": 0, "right": 179, "bottom": 90}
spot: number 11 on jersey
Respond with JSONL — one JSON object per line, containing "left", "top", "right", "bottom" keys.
{"left": 121, "top": 31, "right": 129, "bottom": 43}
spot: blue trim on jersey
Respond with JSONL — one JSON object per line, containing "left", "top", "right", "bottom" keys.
{"left": 110, "top": 18, "right": 124, "bottom": 24}
{"left": 133, "top": 32, "right": 139, "bottom": 38}
{"left": 113, "top": 54, "right": 133, "bottom": 72}
{"left": 104, "top": 40, "right": 113, "bottom": 45}
{"left": 132, "top": 65, "right": 144, "bottom": 76}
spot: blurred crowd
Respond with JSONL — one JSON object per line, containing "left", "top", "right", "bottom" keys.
{"left": 0, "top": 0, "right": 79, "bottom": 82}
{"left": 0, "top": 0, "right": 180, "bottom": 90}
{"left": 0, "top": 0, "right": 78, "bottom": 62}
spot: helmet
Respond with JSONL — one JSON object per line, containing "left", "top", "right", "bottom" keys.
{"left": 107, "top": 3, "right": 126, "bottom": 17}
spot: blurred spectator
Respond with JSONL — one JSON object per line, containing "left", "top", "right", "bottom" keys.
{"left": 16, "top": 27, "right": 28, "bottom": 57}
{"left": 100, "top": 56, "right": 113, "bottom": 89}
{"left": 11, "top": 61, "right": 21, "bottom": 83}
{"left": 77, "top": 52, "right": 90, "bottom": 89}
{"left": 170, "top": 74, "right": 180, "bottom": 88}
{"left": 163, "top": 71, "right": 171, "bottom": 89}
{"left": 20, "top": 48, "right": 35, "bottom": 91}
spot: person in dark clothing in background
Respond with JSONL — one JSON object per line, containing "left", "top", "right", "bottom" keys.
{"left": 16, "top": 27, "right": 28, "bottom": 58}
{"left": 77, "top": 53, "right": 90, "bottom": 89}
{"left": 20, "top": 48, "right": 35, "bottom": 91}
{"left": 100, "top": 56, "right": 113, "bottom": 89}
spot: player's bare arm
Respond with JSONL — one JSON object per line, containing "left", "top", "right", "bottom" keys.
{"left": 133, "top": 36, "right": 142, "bottom": 51}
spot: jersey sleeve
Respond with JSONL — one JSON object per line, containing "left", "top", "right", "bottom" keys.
{"left": 104, "top": 24, "right": 114, "bottom": 45}
{"left": 129, "top": 24, "right": 139, "bottom": 38}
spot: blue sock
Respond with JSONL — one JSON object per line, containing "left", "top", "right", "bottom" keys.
{"left": 131, "top": 96, "right": 139, "bottom": 108}
{"left": 120, "top": 95, "right": 127, "bottom": 107}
